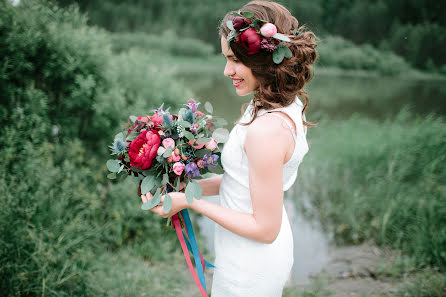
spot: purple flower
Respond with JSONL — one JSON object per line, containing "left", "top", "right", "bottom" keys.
{"left": 185, "top": 99, "right": 200, "bottom": 113}
{"left": 185, "top": 162, "right": 200, "bottom": 178}
{"left": 203, "top": 154, "right": 219, "bottom": 167}
{"left": 152, "top": 103, "right": 165, "bottom": 115}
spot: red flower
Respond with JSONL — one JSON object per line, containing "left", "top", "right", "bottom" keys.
{"left": 232, "top": 17, "right": 246, "bottom": 31}
{"left": 149, "top": 114, "right": 163, "bottom": 129}
{"left": 237, "top": 28, "right": 261, "bottom": 55}
{"left": 128, "top": 130, "right": 161, "bottom": 169}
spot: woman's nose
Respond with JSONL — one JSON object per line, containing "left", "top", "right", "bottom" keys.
{"left": 224, "top": 61, "right": 235, "bottom": 77}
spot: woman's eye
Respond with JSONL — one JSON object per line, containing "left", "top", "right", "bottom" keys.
{"left": 233, "top": 59, "right": 239, "bottom": 63}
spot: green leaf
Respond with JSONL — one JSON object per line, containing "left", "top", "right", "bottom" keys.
{"left": 114, "top": 132, "right": 125, "bottom": 141}
{"left": 194, "top": 149, "right": 207, "bottom": 158}
{"left": 163, "top": 194, "right": 172, "bottom": 213}
{"left": 232, "top": 12, "right": 243, "bottom": 17}
{"left": 283, "top": 46, "right": 293, "bottom": 59}
{"left": 272, "top": 33, "right": 290, "bottom": 42}
{"left": 183, "top": 131, "right": 195, "bottom": 141}
{"left": 141, "top": 175, "right": 156, "bottom": 194}
{"left": 163, "top": 146, "right": 173, "bottom": 158}
{"left": 208, "top": 164, "right": 225, "bottom": 174}
{"left": 106, "top": 159, "right": 120, "bottom": 172}
{"left": 117, "top": 164, "right": 125, "bottom": 174}
{"left": 161, "top": 173, "right": 169, "bottom": 186}
{"left": 212, "top": 128, "right": 230, "bottom": 143}
{"left": 107, "top": 172, "right": 117, "bottom": 179}
{"left": 204, "top": 101, "right": 213, "bottom": 114}
{"left": 141, "top": 188, "right": 162, "bottom": 210}
{"left": 174, "top": 176, "right": 181, "bottom": 192}
{"left": 273, "top": 47, "right": 285, "bottom": 64}
{"left": 185, "top": 182, "right": 194, "bottom": 205}
{"left": 157, "top": 146, "right": 166, "bottom": 156}
{"left": 192, "top": 182, "right": 203, "bottom": 200}
{"left": 226, "top": 20, "right": 234, "bottom": 31}
{"left": 197, "top": 137, "right": 211, "bottom": 144}
{"left": 129, "top": 115, "right": 137, "bottom": 122}
{"left": 177, "top": 120, "right": 191, "bottom": 128}
{"left": 242, "top": 11, "right": 254, "bottom": 18}
{"left": 126, "top": 132, "right": 138, "bottom": 141}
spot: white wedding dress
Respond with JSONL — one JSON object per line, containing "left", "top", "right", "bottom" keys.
{"left": 211, "top": 97, "right": 309, "bottom": 297}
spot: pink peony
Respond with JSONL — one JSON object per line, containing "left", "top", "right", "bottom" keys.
{"left": 194, "top": 111, "right": 205, "bottom": 118}
{"left": 237, "top": 28, "right": 262, "bottom": 55}
{"left": 205, "top": 138, "right": 218, "bottom": 151}
{"left": 137, "top": 116, "right": 149, "bottom": 122}
{"left": 162, "top": 138, "right": 175, "bottom": 149}
{"left": 128, "top": 130, "right": 161, "bottom": 169}
{"left": 260, "top": 23, "right": 277, "bottom": 37}
{"left": 173, "top": 162, "right": 185, "bottom": 175}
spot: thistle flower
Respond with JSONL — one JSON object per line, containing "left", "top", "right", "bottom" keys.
{"left": 185, "top": 99, "right": 200, "bottom": 112}
{"left": 110, "top": 138, "right": 127, "bottom": 155}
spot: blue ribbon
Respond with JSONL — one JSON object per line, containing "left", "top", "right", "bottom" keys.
{"left": 181, "top": 209, "right": 211, "bottom": 291}
{"left": 182, "top": 230, "right": 215, "bottom": 268}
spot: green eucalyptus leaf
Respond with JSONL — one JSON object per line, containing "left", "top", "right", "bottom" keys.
{"left": 106, "top": 159, "right": 120, "bottom": 172}
{"left": 283, "top": 46, "right": 293, "bottom": 59}
{"left": 204, "top": 101, "right": 213, "bottom": 114}
{"left": 177, "top": 120, "right": 191, "bottom": 128}
{"left": 114, "top": 132, "right": 125, "bottom": 141}
{"left": 174, "top": 176, "right": 181, "bottom": 192}
{"left": 141, "top": 175, "right": 156, "bottom": 194}
{"left": 141, "top": 188, "right": 162, "bottom": 210}
{"left": 163, "top": 146, "right": 173, "bottom": 158}
{"left": 157, "top": 146, "right": 166, "bottom": 156}
{"left": 226, "top": 20, "right": 234, "bottom": 31}
{"left": 117, "top": 164, "right": 125, "bottom": 174}
{"left": 212, "top": 128, "right": 230, "bottom": 143}
{"left": 192, "top": 182, "right": 203, "bottom": 200}
{"left": 273, "top": 47, "right": 285, "bottom": 64}
{"left": 183, "top": 131, "right": 195, "bottom": 141}
{"left": 161, "top": 173, "right": 169, "bottom": 186}
{"left": 272, "top": 33, "right": 290, "bottom": 42}
{"left": 163, "top": 193, "right": 172, "bottom": 213}
{"left": 129, "top": 115, "right": 137, "bottom": 122}
{"left": 185, "top": 182, "right": 194, "bottom": 205}
{"left": 194, "top": 149, "right": 207, "bottom": 158}
{"left": 208, "top": 164, "right": 225, "bottom": 174}
{"left": 197, "top": 137, "right": 211, "bottom": 144}
{"left": 107, "top": 172, "right": 117, "bottom": 179}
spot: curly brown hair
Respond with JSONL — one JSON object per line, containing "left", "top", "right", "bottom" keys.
{"left": 219, "top": 1, "right": 318, "bottom": 127}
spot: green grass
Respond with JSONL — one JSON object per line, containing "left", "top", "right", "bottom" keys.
{"left": 295, "top": 109, "right": 446, "bottom": 270}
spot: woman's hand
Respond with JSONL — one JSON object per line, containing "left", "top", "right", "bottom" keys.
{"left": 141, "top": 191, "right": 189, "bottom": 218}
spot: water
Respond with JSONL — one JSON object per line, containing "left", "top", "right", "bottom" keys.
{"left": 181, "top": 70, "right": 445, "bottom": 284}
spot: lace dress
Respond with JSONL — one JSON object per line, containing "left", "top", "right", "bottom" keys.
{"left": 211, "top": 97, "right": 309, "bottom": 297}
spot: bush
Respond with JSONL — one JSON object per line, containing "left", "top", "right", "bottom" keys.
{"left": 110, "top": 30, "right": 215, "bottom": 57}
{"left": 317, "top": 35, "right": 412, "bottom": 75}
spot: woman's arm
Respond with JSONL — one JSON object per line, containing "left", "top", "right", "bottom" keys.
{"left": 146, "top": 115, "right": 290, "bottom": 244}
{"left": 195, "top": 174, "right": 223, "bottom": 196}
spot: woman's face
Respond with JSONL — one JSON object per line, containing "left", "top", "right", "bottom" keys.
{"left": 221, "top": 36, "right": 260, "bottom": 96}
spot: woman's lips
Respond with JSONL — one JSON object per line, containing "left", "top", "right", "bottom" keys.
{"left": 232, "top": 79, "right": 244, "bottom": 87}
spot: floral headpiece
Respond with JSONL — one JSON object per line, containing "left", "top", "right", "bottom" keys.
{"left": 226, "top": 11, "right": 296, "bottom": 64}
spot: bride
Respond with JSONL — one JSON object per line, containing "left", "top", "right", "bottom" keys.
{"left": 142, "top": 1, "right": 318, "bottom": 296}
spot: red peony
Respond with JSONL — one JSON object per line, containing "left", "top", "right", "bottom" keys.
{"left": 237, "top": 28, "right": 261, "bottom": 54}
{"left": 128, "top": 130, "right": 161, "bottom": 169}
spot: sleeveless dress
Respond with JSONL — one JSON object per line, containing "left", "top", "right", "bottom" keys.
{"left": 211, "top": 97, "right": 309, "bottom": 297}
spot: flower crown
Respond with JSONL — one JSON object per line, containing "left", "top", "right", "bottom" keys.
{"left": 226, "top": 11, "right": 299, "bottom": 64}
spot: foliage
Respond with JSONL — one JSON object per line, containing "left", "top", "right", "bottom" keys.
{"left": 317, "top": 35, "right": 412, "bottom": 75}
{"left": 110, "top": 30, "right": 215, "bottom": 57}
{"left": 0, "top": 1, "right": 193, "bottom": 295}
{"left": 398, "top": 269, "right": 446, "bottom": 297}
{"left": 297, "top": 109, "right": 446, "bottom": 270}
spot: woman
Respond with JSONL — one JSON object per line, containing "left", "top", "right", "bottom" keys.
{"left": 142, "top": 1, "right": 317, "bottom": 296}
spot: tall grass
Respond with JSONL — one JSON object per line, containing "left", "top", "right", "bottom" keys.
{"left": 296, "top": 109, "right": 446, "bottom": 270}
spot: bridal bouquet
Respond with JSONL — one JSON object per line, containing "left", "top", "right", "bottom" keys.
{"left": 106, "top": 99, "right": 229, "bottom": 210}
{"left": 105, "top": 99, "right": 228, "bottom": 297}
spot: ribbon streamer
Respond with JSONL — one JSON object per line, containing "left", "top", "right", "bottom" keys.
{"left": 172, "top": 213, "right": 208, "bottom": 297}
